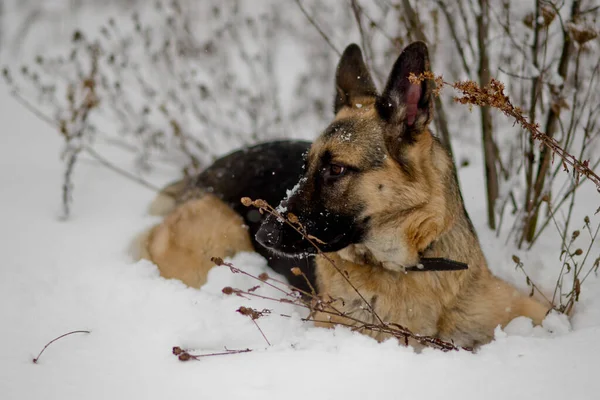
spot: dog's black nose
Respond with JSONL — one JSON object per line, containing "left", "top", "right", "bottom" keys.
{"left": 255, "top": 226, "right": 282, "bottom": 249}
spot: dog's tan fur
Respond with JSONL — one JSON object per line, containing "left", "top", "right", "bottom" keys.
{"left": 300, "top": 43, "right": 549, "bottom": 347}
{"left": 134, "top": 194, "right": 253, "bottom": 288}
{"left": 307, "top": 121, "right": 548, "bottom": 345}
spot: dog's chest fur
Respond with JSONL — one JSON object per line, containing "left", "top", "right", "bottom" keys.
{"left": 312, "top": 250, "right": 548, "bottom": 348}
{"left": 314, "top": 254, "right": 461, "bottom": 339}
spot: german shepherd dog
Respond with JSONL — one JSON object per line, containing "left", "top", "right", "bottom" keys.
{"left": 134, "top": 42, "right": 549, "bottom": 348}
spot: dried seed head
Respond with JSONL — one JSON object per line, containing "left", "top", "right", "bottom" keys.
{"left": 584, "top": 216, "right": 590, "bottom": 224}
{"left": 253, "top": 199, "right": 268, "bottom": 208}
{"left": 72, "top": 30, "right": 84, "bottom": 42}
{"left": 572, "top": 230, "right": 580, "bottom": 240}
{"left": 568, "top": 22, "right": 598, "bottom": 45}
{"left": 212, "top": 257, "right": 224, "bottom": 266}
{"left": 523, "top": 12, "right": 535, "bottom": 29}
{"left": 574, "top": 249, "right": 583, "bottom": 256}
{"left": 408, "top": 72, "right": 422, "bottom": 84}
{"left": 222, "top": 286, "right": 234, "bottom": 295}
{"left": 172, "top": 346, "right": 183, "bottom": 355}
{"left": 512, "top": 255, "right": 521, "bottom": 264}
{"left": 237, "top": 306, "right": 250, "bottom": 315}
{"left": 287, "top": 213, "right": 299, "bottom": 224}
{"left": 540, "top": 5, "right": 556, "bottom": 27}
{"left": 550, "top": 97, "right": 569, "bottom": 115}
{"left": 258, "top": 272, "right": 269, "bottom": 281}
{"left": 291, "top": 267, "right": 302, "bottom": 276}
{"left": 178, "top": 353, "right": 191, "bottom": 361}
{"left": 241, "top": 197, "right": 252, "bottom": 207}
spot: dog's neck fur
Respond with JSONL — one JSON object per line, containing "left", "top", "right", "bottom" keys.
{"left": 337, "top": 136, "right": 487, "bottom": 274}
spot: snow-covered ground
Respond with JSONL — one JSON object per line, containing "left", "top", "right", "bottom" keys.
{"left": 1, "top": 72, "right": 599, "bottom": 400}
{"left": 1, "top": 2, "right": 600, "bottom": 399}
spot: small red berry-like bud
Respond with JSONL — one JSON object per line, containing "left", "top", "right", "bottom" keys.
{"left": 211, "top": 257, "right": 224, "bottom": 266}
{"left": 258, "top": 272, "right": 269, "bottom": 281}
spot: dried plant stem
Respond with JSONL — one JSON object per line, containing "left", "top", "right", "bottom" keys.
{"left": 221, "top": 263, "right": 467, "bottom": 352}
{"left": 293, "top": 0, "right": 341, "bottom": 56}
{"left": 242, "top": 198, "right": 385, "bottom": 326}
{"left": 524, "top": 0, "right": 582, "bottom": 243}
{"left": 33, "top": 330, "right": 91, "bottom": 363}
{"left": 172, "top": 346, "right": 252, "bottom": 361}
{"left": 250, "top": 319, "right": 271, "bottom": 346}
{"left": 231, "top": 199, "right": 469, "bottom": 352}
{"left": 476, "top": 0, "right": 498, "bottom": 230}
{"left": 84, "top": 147, "right": 165, "bottom": 193}
{"left": 399, "top": 0, "right": 455, "bottom": 160}
{"left": 9, "top": 91, "right": 165, "bottom": 197}
{"left": 512, "top": 257, "right": 552, "bottom": 306}
{"left": 410, "top": 73, "right": 600, "bottom": 190}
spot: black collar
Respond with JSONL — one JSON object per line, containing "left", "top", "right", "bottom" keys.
{"left": 405, "top": 258, "right": 468, "bottom": 272}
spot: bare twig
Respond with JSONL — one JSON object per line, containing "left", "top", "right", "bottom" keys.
{"left": 33, "top": 330, "right": 91, "bottom": 364}
{"left": 399, "top": 0, "right": 455, "bottom": 160}
{"left": 409, "top": 73, "right": 600, "bottom": 190}
{"left": 476, "top": 0, "right": 498, "bottom": 230}
{"left": 435, "top": 0, "right": 472, "bottom": 75}
{"left": 525, "top": 0, "right": 582, "bottom": 243}
{"left": 83, "top": 147, "right": 165, "bottom": 194}
{"left": 511, "top": 255, "right": 552, "bottom": 306}
{"left": 241, "top": 197, "right": 385, "bottom": 326}
{"left": 235, "top": 198, "right": 470, "bottom": 352}
{"left": 293, "top": 0, "right": 341, "bottom": 56}
{"left": 9, "top": 90, "right": 166, "bottom": 197}
{"left": 172, "top": 346, "right": 252, "bottom": 361}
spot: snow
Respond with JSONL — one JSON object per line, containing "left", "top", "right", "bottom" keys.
{"left": 2, "top": 73, "right": 600, "bottom": 400}
{"left": 1, "top": 2, "right": 600, "bottom": 399}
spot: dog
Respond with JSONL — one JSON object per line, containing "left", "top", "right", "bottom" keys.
{"left": 133, "top": 140, "right": 316, "bottom": 290}
{"left": 134, "top": 41, "right": 549, "bottom": 348}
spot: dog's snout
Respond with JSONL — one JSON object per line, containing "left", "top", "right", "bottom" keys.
{"left": 255, "top": 225, "right": 282, "bottom": 248}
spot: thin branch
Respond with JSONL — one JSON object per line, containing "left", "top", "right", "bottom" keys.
{"left": 293, "top": 0, "right": 341, "bottom": 56}
{"left": 435, "top": 0, "right": 472, "bottom": 75}
{"left": 251, "top": 319, "right": 271, "bottom": 346}
{"left": 83, "top": 147, "right": 166, "bottom": 194}
{"left": 33, "top": 330, "right": 91, "bottom": 364}
{"left": 172, "top": 346, "right": 252, "bottom": 361}
{"left": 242, "top": 198, "right": 386, "bottom": 326}
{"left": 10, "top": 90, "right": 166, "bottom": 196}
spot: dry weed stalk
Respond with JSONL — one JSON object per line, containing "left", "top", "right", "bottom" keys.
{"left": 172, "top": 346, "right": 252, "bottom": 362}
{"left": 213, "top": 256, "right": 468, "bottom": 353}
{"left": 512, "top": 215, "right": 600, "bottom": 317}
{"left": 550, "top": 216, "right": 600, "bottom": 315}
{"left": 409, "top": 72, "right": 600, "bottom": 190}
{"left": 411, "top": 71, "right": 600, "bottom": 315}
{"left": 32, "top": 330, "right": 91, "bottom": 364}
{"left": 222, "top": 197, "right": 471, "bottom": 352}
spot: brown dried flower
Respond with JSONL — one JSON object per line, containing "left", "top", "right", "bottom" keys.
{"left": 211, "top": 257, "right": 224, "bottom": 266}
{"left": 258, "top": 272, "right": 269, "bottom": 281}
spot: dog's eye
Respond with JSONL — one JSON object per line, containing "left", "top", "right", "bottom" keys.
{"left": 327, "top": 164, "right": 346, "bottom": 177}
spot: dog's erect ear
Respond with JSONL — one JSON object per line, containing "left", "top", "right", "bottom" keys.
{"left": 376, "top": 41, "right": 434, "bottom": 139}
{"left": 334, "top": 44, "right": 377, "bottom": 114}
